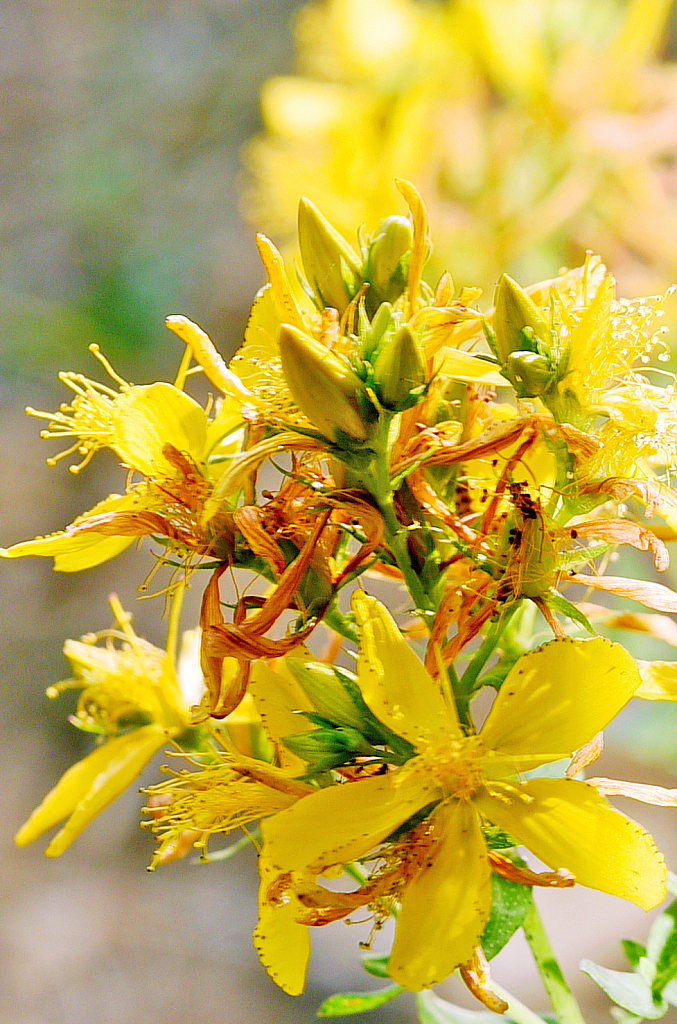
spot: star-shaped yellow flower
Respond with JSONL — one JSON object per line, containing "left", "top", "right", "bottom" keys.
{"left": 1, "top": 343, "right": 243, "bottom": 572}
{"left": 254, "top": 591, "right": 665, "bottom": 993}
{"left": 15, "top": 597, "right": 192, "bottom": 856}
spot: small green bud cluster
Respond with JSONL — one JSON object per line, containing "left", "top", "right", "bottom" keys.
{"left": 279, "top": 198, "right": 429, "bottom": 448}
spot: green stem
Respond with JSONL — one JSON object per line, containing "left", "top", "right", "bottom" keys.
{"left": 361, "top": 419, "right": 435, "bottom": 621}
{"left": 457, "top": 602, "right": 520, "bottom": 718}
{"left": 490, "top": 981, "right": 551, "bottom": 1024}
{"left": 522, "top": 902, "right": 587, "bottom": 1024}
{"left": 166, "top": 577, "right": 186, "bottom": 666}
{"left": 378, "top": 492, "right": 433, "bottom": 619}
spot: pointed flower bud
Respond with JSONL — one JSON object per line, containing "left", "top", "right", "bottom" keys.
{"left": 493, "top": 273, "right": 552, "bottom": 362}
{"left": 297, "top": 198, "right": 362, "bottom": 314}
{"left": 278, "top": 324, "right": 377, "bottom": 444}
{"left": 492, "top": 274, "right": 555, "bottom": 397}
{"left": 372, "top": 324, "right": 427, "bottom": 411}
{"left": 364, "top": 215, "right": 413, "bottom": 311}
{"left": 285, "top": 659, "right": 368, "bottom": 733}
{"left": 282, "top": 725, "right": 378, "bottom": 774}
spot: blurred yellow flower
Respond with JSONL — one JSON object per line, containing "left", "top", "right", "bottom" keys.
{"left": 244, "top": 0, "right": 677, "bottom": 298}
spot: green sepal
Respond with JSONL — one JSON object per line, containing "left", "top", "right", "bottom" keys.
{"left": 648, "top": 898, "right": 677, "bottom": 997}
{"left": 282, "top": 725, "right": 382, "bottom": 775}
{"left": 545, "top": 592, "right": 596, "bottom": 634}
{"left": 504, "top": 351, "right": 556, "bottom": 398}
{"left": 361, "top": 954, "right": 391, "bottom": 978}
{"left": 624, "top": 940, "right": 648, "bottom": 969}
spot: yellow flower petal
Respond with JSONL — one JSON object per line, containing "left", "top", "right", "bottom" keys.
{"left": 352, "top": 591, "right": 460, "bottom": 746}
{"left": 253, "top": 846, "right": 310, "bottom": 996}
{"left": 112, "top": 383, "right": 208, "bottom": 476}
{"left": 165, "top": 315, "right": 252, "bottom": 400}
{"left": 437, "top": 348, "right": 508, "bottom": 387}
{"left": 636, "top": 660, "right": 677, "bottom": 701}
{"left": 389, "top": 800, "right": 491, "bottom": 991}
{"left": 16, "top": 724, "right": 167, "bottom": 856}
{"left": 475, "top": 778, "right": 665, "bottom": 911}
{"left": 249, "top": 658, "right": 315, "bottom": 773}
{"left": 0, "top": 494, "right": 136, "bottom": 571}
{"left": 481, "top": 637, "right": 641, "bottom": 761}
{"left": 261, "top": 767, "right": 436, "bottom": 876}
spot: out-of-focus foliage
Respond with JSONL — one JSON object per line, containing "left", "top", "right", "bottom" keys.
{"left": 243, "top": 0, "right": 677, "bottom": 300}
{"left": 0, "top": 0, "right": 304, "bottom": 377}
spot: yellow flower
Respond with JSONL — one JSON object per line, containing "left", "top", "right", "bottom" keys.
{"left": 143, "top": 654, "right": 318, "bottom": 869}
{"left": 15, "top": 597, "right": 191, "bottom": 856}
{"left": 1, "top": 342, "right": 243, "bottom": 571}
{"left": 254, "top": 592, "right": 665, "bottom": 993}
{"left": 244, "top": 0, "right": 677, "bottom": 298}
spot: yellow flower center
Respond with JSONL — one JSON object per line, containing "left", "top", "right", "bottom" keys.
{"left": 419, "top": 734, "right": 486, "bottom": 802}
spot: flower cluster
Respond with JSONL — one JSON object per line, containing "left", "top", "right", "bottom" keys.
{"left": 8, "top": 186, "right": 677, "bottom": 1016}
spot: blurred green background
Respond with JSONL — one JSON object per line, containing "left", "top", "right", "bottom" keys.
{"left": 4, "top": 2, "right": 677, "bottom": 1023}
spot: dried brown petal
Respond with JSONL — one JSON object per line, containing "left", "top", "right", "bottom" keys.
{"left": 460, "top": 948, "right": 509, "bottom": 1014}
{"left": 567, "top": 573, "right": 677, "bottom": 612}
{"left": 571, "top": 518, "right": 668, "bottom": 571}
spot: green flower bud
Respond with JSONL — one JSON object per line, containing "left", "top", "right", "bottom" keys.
{"left": 504, "top": 351, "right": 555, "bottom": 399}
{"left": 297, "top": 198, "right": 362, "bottom": 314}
{"left": 364, "top": 215, "right": 413, "bottom": 312}
{"left": 282, "top": 725, "right": 377, "bottom": 774}
{"left": 286, "top": 659, "right": 368, "bottom": 733}
{"left": 372, "top": 324, "right": 427, "bottom": 411}
{"left": 492, "top": 273, "right": 553, "bottom": 366}
{"left": 359, "top": 301, "right": 393, "bottom": 360}
{"left": 278, "top": 324, "right": 377, "bottom": 444}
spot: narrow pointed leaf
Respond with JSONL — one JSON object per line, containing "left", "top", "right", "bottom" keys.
{"left": 317, "top": 984, "right": 404, "bottom": 1017}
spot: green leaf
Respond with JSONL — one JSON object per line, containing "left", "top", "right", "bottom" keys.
{"left": 580, "top": 960, "right": 668, "bottom": 1018}
{"left": 623, "top": 940, "right": 648, "bottom": 968}
{"left": 481, "top": 870, "right": 533, "bottom": 961}
{"left": 415, "top": 990, "right": 518, "bottom": 1024}
{"left": 317, "top": 984, "right": 403, "bottom": 1017}
{"left": 545, "top": 593, "right": 596, "bottom": 634}
{"left": 556, "top": 542, "right": 612, "bottom": 571}
{"left": 361, "top": 954, "right": 390, "bottom": 978}
{"left": 662, "top": 977, "right": 677, "bottom": 1006}
{"left": 647, "top": 900, "right": 677, "bottom": 995}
